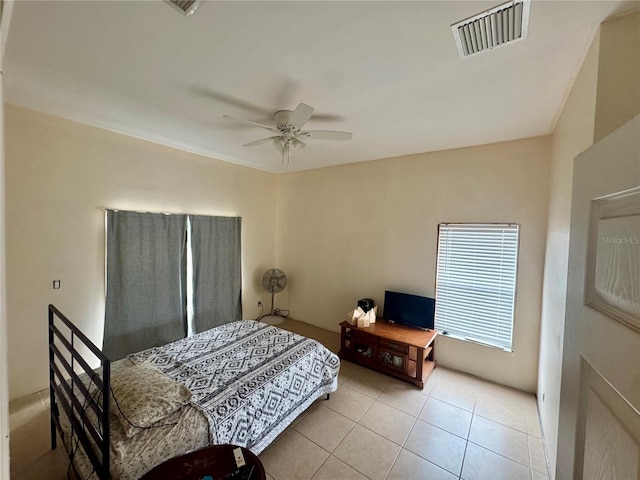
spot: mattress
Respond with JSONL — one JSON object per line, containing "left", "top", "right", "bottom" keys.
{"left": 59, "top": 320, "right": 340, "bottom": 479}
{"left": 129, "top": 320, "right": 340, "bottom": 453}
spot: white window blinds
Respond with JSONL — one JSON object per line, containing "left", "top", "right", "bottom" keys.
{"left": 434, "top": 223, "right": 519, "bottom": 351}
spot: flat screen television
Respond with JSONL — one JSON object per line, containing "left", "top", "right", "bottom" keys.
{"left": 382, "top": 290, "right": 435, "bottom": 331}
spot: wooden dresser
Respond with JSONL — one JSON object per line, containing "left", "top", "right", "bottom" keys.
{"left": 338, "top": 319, "right": 437, "bottom": 388}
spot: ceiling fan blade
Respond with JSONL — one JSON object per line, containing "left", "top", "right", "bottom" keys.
{"left": 288, "top": 103, "right": 314, "bottom": 130}
{"left": 191, "top": 87, "right": 269, "bottom": 116}
{"left": 301, "top": 130, "right": 353, "bottom": 141}
{"left": 243, "top": 136, "right": 281, "bottom": 147}
{"left": 222, "top": 115, "right": 280, "bottom": 134}
{"left": 293, "top": 138, "right": 306, "bottom": 150}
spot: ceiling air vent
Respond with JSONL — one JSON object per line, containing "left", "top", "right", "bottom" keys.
{"left": 166, "top": 0, "right": 201, "bottom": 16}
{"left": 452, "top": 0, "right": 530, "bottom": 59}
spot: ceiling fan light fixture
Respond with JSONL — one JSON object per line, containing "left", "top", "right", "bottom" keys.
{"left": 224, "top": 102, "right": 352, "bottom": 169}
{"left": 273, "top": 137, "right": 285, "bottom": 152}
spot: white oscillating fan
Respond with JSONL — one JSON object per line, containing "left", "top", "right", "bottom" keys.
{"left": 260, "top": 268, "right": 288, "bottom": 325}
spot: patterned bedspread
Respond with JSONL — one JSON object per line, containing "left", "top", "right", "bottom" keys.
{"left": 128, "top": 320, "right": 340, "bottom": 454}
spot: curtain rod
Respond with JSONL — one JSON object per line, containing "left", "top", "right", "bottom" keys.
{"left": 100, "top": 208, "right": 240, "bottom": 217}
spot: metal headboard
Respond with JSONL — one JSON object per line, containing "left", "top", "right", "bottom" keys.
{"left": 48, "top": 304, "right": 111, "bottom": 479}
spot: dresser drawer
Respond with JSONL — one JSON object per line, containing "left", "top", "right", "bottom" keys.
{"left": 379, "top": 338, "right": 409, "bottom": 354}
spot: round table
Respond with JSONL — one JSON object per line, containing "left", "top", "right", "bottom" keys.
{"left": 139, "top": 444, "right": 266, "bottom": 480}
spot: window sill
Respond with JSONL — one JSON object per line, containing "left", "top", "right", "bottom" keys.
{"left": 438, "top": 331, "right": 512, "bottom": 353}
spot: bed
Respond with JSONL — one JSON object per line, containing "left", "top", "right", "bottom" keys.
{"left": 48, "top": 304, "right": 340, "bottom": 479}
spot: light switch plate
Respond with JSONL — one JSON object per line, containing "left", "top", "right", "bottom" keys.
{"left": 233, "top": 447, "right": 246, "bottom": 468}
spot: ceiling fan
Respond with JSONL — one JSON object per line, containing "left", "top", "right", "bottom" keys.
{"left": 223, "top": 103, "right": 352, "bottom": 168}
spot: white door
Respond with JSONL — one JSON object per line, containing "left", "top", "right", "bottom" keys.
{"left": 565, "top": 115, "right": 640, "bottom": 480}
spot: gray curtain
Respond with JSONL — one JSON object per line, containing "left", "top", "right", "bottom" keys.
{"left": 191, "top": 215, "right": 242, "bottom": 333}
{"left": 104, "top": 211, "right": 187, "bottom": 360}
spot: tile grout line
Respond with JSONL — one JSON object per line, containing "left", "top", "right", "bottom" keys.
{"left": 290, "top": 389, "right": 375, "bottom": 479}
{"left": 466, "top": 438, "right": 533, "bottom": 470}
{"left": 294, "top": 402, "right": 359, "bottom": 454}
{"left": 528, "top": 432, "right": 535, "bottom": 478}
{"left": 302, "top": 380, "right": 422, "bottom": 480}
{"left": 381, "top": 441, "right": 404, "bottom": 480}
{"left": 400, "top": 375, "right": 468, "bottom": 478}
{"left": 459, "top": 439, "right": 470, "bottom": 480}
{"left": 313, "top": 365, "right": 544, "bottom": 479}
{"left": 457, "top": 376, "right": 479, "bottom": 480}
{"left": 380, "top": 390, "right": 424, "bottom": 480}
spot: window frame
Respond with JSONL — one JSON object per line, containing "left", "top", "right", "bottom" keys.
{"left": 434, "top": 223, "right": 520, "bottom": 352}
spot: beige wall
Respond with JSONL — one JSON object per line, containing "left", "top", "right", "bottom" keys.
{"left": 3, "top": 105, "right": 552, "bottom": 399}
{"left": 537, "top": 32, "right": 600, "bottom": 480}
{"left": 5, "top": 104, "right": 278, "bottom": 400}
{"left": 555, "top": 11, "right": 640, "bottom": 480}
{"left": 594, "top": 10, "right": 640, "bottom": 143}
{"left": 0, "top": 5, "right": 12, "bottom": 475}
{"left": 277, "top": 137, "right": 551, "bottom": 392}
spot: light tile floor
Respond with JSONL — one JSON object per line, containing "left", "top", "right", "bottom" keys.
{"left": 9, "top": 319, "right": 549, "bottom": 480}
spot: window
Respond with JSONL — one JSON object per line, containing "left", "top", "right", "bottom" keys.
{"left": 434, "top": 223, "right": 519, "bottom": 351}
{"left": 104, "top": 210, "right": 242, "bottom": 360}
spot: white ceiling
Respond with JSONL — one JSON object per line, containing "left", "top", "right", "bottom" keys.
{"left": 4, "top": 1, "right": 639, "bottom": 172}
